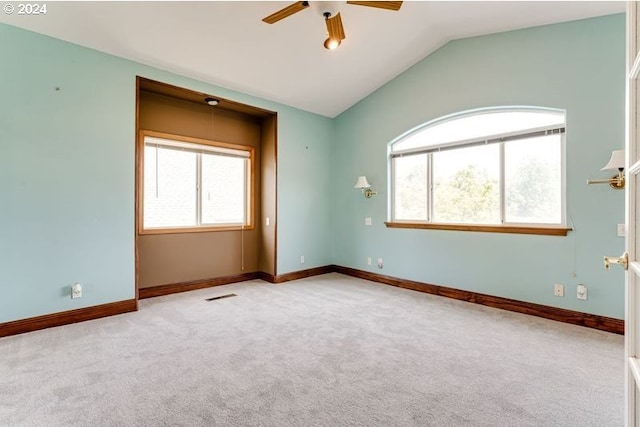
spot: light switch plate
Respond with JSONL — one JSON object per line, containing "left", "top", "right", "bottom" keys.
{"left": 71, "top": 283, "right": 82, "bottom": 299}
{"left": 577, "top": 284, "right": 587, "bottom": 300}
{"left": 618, "top": 223, "right": 626, "bottom": 237}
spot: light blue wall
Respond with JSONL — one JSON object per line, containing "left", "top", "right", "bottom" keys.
{"left": 0, "top": 14, "right": 626, "bottom": 324}
{"left": 333, "top": 14, "right": 626, "bottom": 318}
{"left": 0, "top": 23, "right": 333, "bottom": 323}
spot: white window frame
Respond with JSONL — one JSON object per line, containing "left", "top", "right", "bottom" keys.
{"left": 388, "top": 107, "right": 567, "bottom": 231}
{"left": 138, "top": 130, "right": 254, "bottom": 234}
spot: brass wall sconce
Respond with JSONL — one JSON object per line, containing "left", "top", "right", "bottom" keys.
{"left": 587, "top": 149, "right": 625, "bottom": 190}
{"left": 354, "top": 176, "right": 377, "bottom": 198}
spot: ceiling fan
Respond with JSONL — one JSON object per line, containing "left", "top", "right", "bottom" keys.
{"left": 262, "top": 1, "right": 403, "bottom": 50}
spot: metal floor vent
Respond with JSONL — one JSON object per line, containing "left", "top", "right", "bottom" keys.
{"left": 205, "top": 293, "right": 237, "bottom": 302}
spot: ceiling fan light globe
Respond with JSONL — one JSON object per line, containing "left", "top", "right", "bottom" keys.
{"left": 324, "top": 38, "right": 341, "bottom": 50}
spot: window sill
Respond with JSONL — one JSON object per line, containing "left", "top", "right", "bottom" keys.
{"left": 139, "top": 225, "right": 255, "bottom": 235}
{"left": 384, "top": 222, "right": 571, "bottom": 236}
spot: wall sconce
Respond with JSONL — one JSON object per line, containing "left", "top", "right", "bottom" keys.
{"left": 354, "top": 176, "right": 377, "bottom": 198}
{"left": 587, "top": 150, "right": 625, "bottom": 190}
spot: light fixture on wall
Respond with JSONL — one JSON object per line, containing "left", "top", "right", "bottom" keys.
{"left": 587, "top": 149, "right": 625, "bottom": 190}
{"left": 354, "top": 176, "right": 377, "bottom": 198}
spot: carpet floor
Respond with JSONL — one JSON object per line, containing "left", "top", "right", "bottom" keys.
{"left": 0, "top": 273, "right": 624, "bottom": 426}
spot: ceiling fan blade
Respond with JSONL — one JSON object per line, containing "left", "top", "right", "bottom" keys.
{"left": 346, "top": 1, "right": 403, "bottom": 11}
{"left": 262, "top": 1, "right": 310, "bottom": 24}
{"left": 326, "top": 12, "right": 346, "bottom": 41}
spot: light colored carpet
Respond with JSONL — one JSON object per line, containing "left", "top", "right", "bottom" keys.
{"left": 0, "top": 273, "right": 623, "bottom": 426}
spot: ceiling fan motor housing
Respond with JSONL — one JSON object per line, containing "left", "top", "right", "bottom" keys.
{"left": 313, "top": 1, "right": 342, "bottom": 18}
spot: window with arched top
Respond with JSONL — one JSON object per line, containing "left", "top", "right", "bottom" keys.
{"left": 388, "top": 107, "right": 566, "bottom": 234}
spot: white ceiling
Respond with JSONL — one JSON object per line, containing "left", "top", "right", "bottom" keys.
{"left": 0, "top": 1, "right": 625, "bottom": 118}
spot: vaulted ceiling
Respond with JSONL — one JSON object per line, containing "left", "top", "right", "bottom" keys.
{"left": 0, "top": 1, "right": 625, "bottom": 117}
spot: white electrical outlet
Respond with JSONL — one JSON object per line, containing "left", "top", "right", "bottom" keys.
{"left": 300, "top": 255, "right": 305, "bottom": 264}
{"left": 618, "top": 223, "right": 626, "bottom": 237}
{"left": 577, "top": 284, "right": 587, "bottom": 300}
{"left": 367, "top": 257, "right": 372, "bottom": 266}
{"left": 365, "top": 217, "right": 372, "bottom": 226}
{"left": 554, "top": 284, "right": 564, "bottom": 297}
{"left": 71, "top": 283, "right": 82, "bottom": 299}
{"left": 377, "top": 258, "right": 383, "bottom": 269}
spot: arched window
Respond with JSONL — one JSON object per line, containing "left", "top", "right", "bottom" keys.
{"left": 389, "top": 107, "right": 565, "bottom": 230}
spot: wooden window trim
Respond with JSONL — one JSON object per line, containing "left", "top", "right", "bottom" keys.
{"left": 137, "top": 130, "right": 255, "bottom": 235}
{"left": 389, "top": 108, "right": 567, "bottom": 228}
{"left": 140, "top": 225, "right": 253, "bottom": 235}
{"left": 384, "top": 222, "right": 571, "bottom": 236}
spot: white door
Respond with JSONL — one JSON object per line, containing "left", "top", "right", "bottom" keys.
{"left": 626, "top": 3, "right": 640, "bottom": 425}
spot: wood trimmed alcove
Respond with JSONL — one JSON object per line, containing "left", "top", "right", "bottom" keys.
{"left": 135, "top": 77, "right": 277, "bottom": 297}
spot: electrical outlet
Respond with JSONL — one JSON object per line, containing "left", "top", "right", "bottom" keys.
{"left": 577, "top": 284, "right": 587, "bottom": 300}
{"left": 554, "top": 284, "right": 564, "bottom": 297}
{"left": 365, "top": 217, "right": 372, "bottom": 226}
{"left": 300, "top": 255, "right": 305, "bottom": 264}
{"left": 71, "top": 283, "right": 82, "bottom": 299}
{"left": 377, "top": 258, "right": 383, "bottom": 269}
{"left": 618, "top": 223, "right": 626, "bottom": 237}
{"left": 367, "top": 257, "right": 372, "bottom": 266}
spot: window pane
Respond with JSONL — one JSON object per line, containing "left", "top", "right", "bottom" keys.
{"left": 394, "top": 154, "right": 427, "bottom": 220}
{"left": 505, "top": 135, "right": 562, "bottom": 224}
{"left": 432, "top": 145, "right": 500, "bottom": 224}
{"left": 393, "top": 110, "right": 564, "bottom": 152}
{"left": 144, "top": 146, "right": 196, "bottom": 228}
{"left": 201, "top": 154, "right": 247, "bottom": 224}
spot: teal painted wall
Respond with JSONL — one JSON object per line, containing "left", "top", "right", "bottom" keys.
{"left": 0, "top": 14, "right": 626, "bottom": 324}
{"left": 0, "top": 23, "right": 333, "bottom": 323}
{"left": 333, "top": 15, "right": 626, "bottom": 318}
